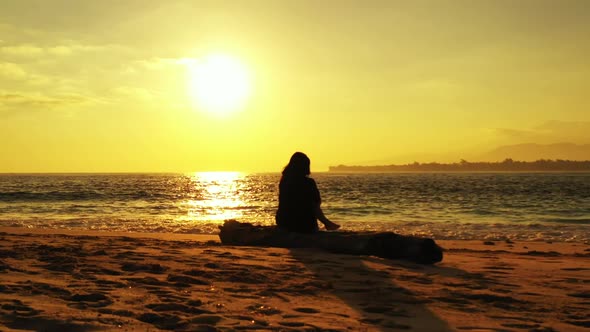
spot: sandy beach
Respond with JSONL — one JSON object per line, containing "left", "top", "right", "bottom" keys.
{"left": 0, "top": 227, "right": 588, "bottom": 331}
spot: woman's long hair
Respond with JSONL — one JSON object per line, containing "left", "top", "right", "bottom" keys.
{"left": 281, "top": 152, "right": 311, "bottom": 182}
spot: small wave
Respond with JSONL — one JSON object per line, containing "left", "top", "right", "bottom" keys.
{"left": 469, "top": 209, "right": 498, "bottom": 216}
{"left": 0, "top": 190, "right": 106, "bottom": 202}
{"left": 543, "top": 218, "right": 590, "bottom": 225}
{"left": 0, "top": 190, "right": 177, "bottom": 202}
{"left": 1, "top": 173, "right": 589, "bottom": 243}
{"left": 2, "top": 217, "right": 588, "bottom": 243}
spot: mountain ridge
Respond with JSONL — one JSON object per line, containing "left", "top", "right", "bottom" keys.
{"left": 480, "top": 142, "right": 590, "bottom": 162}
{"left": 329, "top": 159, "right": 590, "bottom": 172}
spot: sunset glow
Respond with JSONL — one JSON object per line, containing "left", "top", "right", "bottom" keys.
{"left": 183, "top": 172, "right": 245, "bottom": 222}
{"left": 188, "top": 54, "right": 252, "bottom": 115}
{"left": 0, "top": 1, "right": 588, "bottom": 173}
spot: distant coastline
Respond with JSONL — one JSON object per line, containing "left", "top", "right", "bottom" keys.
{"left": 329, "top": 159, "right": 590, "bottom": 172}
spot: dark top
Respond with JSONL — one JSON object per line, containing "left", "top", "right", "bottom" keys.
{"left": 275, "top": 176, "right": 321, "bottom": 233}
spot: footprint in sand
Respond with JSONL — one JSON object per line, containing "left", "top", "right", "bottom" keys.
{"left": 69, "top": 292, "right": 113, "bottom": 308}
{"left": 567, "top": 291, "right": 590, "bottom": 299}
{"left": 167, "top": 274, "right": 209, "bottom": 285}
{"left": 0, "top": 299, "right": 41, "bottom": 317}
{"left": 93, "top": 279, "right": 126, "bottom": 288}
{"left": 360, "top": 317, "right": 383, "bottom": 324}
{"left": 398, "top": 274, "right": 433, "bottom": 284}
{"left": 216, "top": 251, "right": 239, "bottom": 259}
{"left": 561, "top": 267, "right": 590, "bottom": 271}
{"left": 18, "top": 281, "right": 72, "bottom": 299}
{"left": 146, "top": 303, "right": 210, "bottom": 314}
{"left": 81, "top": 266, "right": 122, "bottom": 276}
{"left": 97, "top": 308, "right": 135, "bottom": 317}
{"left": 38, "top": 255, "right": 78, "bottom": 272}
{"left": 123, "top": 276, "right": 167, "bottom": 286}
{"left": 203, "top": 262, "right": 219, "bottom": 269}
{"left": 114, "top": 251, "right": 146, "bottom": 260}
{"left": 120, "top": 262, "right": 167, "bottom": 274}
{"left": 137, "top": 312, "right": 187, "bottom": 330}
{"left": 362, "top": 305, "right": 411, "bottom": 318}
{"left": 278, "top": 321, "right": 305, "bottom": 327}
{"left": 189, "top": 314, "right": 223, "bottom": 325}
{"left": 293, "top": 307, "right": 320, "bottom": 313}
{"left": 382, "top": 320, "right": 411, "bottom": 329}
{"left": 565, "top": 313, "right": 590, "bottom": 328}
{"left": 247, "top": 304, "right": 281, "bottom": 315}
{"left": 483, "top": 265, "right": 515, "bottom": 271}
{"left": 502, "top": 322, "right": 542, "bottom": 329}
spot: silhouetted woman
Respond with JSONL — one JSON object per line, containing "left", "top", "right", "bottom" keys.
{"left": 276, "top": 152, "right": 340, "bottom": 233}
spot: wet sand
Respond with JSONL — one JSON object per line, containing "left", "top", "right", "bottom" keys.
{"left": 0, "top": 227, "right": 588, "bottom": 331}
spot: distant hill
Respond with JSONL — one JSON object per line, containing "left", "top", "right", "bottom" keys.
{"left": 329, "top": 159, "right": 590, "bottom": 172}
{"left": 481, "top": 143, "right": 590, "bottom": 161}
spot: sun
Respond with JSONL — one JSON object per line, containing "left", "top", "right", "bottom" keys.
{"left": 188, "top": 54, "right": 252, "bottom": 115}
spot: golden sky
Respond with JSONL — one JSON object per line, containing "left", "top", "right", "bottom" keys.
{"left": 1, "top": 0, "right": 589, "bottom": 172}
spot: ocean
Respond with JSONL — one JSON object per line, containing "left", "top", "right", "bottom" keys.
{"left": 0, "top": 172, "right": 589, "bottom": 243}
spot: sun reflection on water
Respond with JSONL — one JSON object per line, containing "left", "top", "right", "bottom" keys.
{"left": 182, "top": 171, "right": 246, "bottom": 223}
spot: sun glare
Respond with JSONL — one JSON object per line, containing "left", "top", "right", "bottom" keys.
{"left": 188, "top": 54, "right": 252, "bottom": 115}
{"left": 181, "top": 172, "right": 246, "bottom": 222}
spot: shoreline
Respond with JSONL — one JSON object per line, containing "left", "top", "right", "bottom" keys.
{"left": 1, "top": 223, "right": 589, "bottom": 245}
{"left": 0, "top": 226, "right": 219, "bottom": 243}
{"left": 1, "top": 227, "right": 589, "bottom": 331}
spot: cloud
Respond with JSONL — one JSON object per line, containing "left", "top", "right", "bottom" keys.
{"left": 399, "top": 78, "right": 466, "bottom": 103}
{"left": 0, "top": 41, "right": 128, "bottom": 88}
{"left": 46, "top": 43, "right": 107, "bottom": 56}
{"left": 0, "top": 91, "right": 90, "bottom": 109}
{"left": 490, "top": 128, "right": 537, "bottom": 139}
{"left": 0, "top": 44, "right": 44, "bottom": 57}
{"left": 135, "top": 57, "right": 196, "bottom": 71}
{"left": 0, "top": 61, "right": 53, "bottom": 85}
{"left": 0, "top": 41, "right": 118, "bottom": 59}
{"left": 535, "top": 120, "right": 590, "bottom": 137}
{"left": 0, "top": 62, "right": 27, "bottom": 79}
{"left": 491, "top": 121, "right": 590, "bottom": 144}
{"left": 46, "top": 45, "right": 75, "bottom": 56}
{"left": 481, "top": 143, "right": 590, "bottom": 162}
{"left": 109, "top": 86, "right": 156, "bottom": 102}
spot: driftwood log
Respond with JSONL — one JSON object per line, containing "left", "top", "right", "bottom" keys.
{"left": 218, "top": 220, "right": 443, "bottom": 264}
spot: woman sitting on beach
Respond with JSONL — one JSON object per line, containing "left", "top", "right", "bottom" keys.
{"left": 275, "top": 152, "right": 340, "bottom": 233}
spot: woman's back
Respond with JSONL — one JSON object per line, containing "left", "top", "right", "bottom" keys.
{"left": 276, "top": 176, "right": 320, "bottom": 233}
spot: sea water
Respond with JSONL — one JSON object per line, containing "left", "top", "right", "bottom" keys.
{"left": 0, "top": 172, "right": 588, "bottom": 243}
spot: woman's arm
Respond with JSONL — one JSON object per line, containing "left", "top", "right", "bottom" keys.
{"left": 315, "top": 205, "right": 340, "bottom": 230}
{"left": 309, "top": 178, "right": 340, "bottom": 230}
